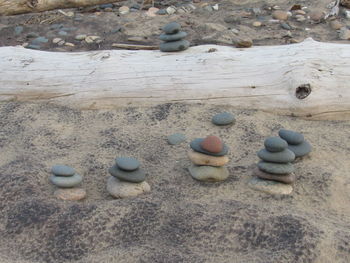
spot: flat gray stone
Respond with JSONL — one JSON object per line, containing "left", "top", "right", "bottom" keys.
{"left": 160, "top": 40, "right": 190, "bottom": 52}
{"left": 264, "top": 136, "right": 288, "bottom": 152}
{"left": 248, "top": 177, "right": 293, "bottom": 195}
{"left": 212, "top": 112, "right": 235, "bottom": 126}
{"left": 109, "top": 165, "right": 145, "bottom": 183}
{"left": 51, "top": 165, "right": 75, "bottom": 176}
{"left": 167, "top": 133, "right": 186, "bottom": 145}
{"left": 159, "top": 31, "right": 187, "bottom": 42}
{"left": 115, "top": 157, "right": 140, "bottom": 171}
{"left": 288, "top": 141, "right": 312, "bottom": 158}
{"left": 257, "top": 148, "right": 295, "bottom": 163}
{"left": 162, "top": 22, "right": 181, "bottom": 34}
{"left": 279, "top": 129, "right": 304, "bottom": 145}
{"left": 188, "top": 164, "right": 229, "bottom": 182}
{"left": 190, "top": 138, "right": 229, "bottom": 156}
{"left": 253, "top": 167, "right": 295, "bottom": 184}
{"left": 49, "top": 174, "right": 82, "bottom": 188}
{"left": 258, "top": 161, "right": 294, "bottom": 174}
{"left": 32, "top": 37, "right": 48, "bottom": 45}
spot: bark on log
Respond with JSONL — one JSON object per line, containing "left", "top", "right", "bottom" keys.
{"left": 0, "top": 0, "right": 124, "bottom": 16}
{"left": 0, "top": 38, "right": 349, "bottom": 120}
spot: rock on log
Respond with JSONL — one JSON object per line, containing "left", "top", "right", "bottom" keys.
{"left": 0, "top": 0, "right": 123, "bottom": 16}
{"left": 0, "top": 38, "right": 349, "bottom": 120}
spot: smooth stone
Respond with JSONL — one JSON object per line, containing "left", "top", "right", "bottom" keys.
{"left": 25, "top": 44, "right": 40, "bottom": 50}
{"left": 51, "top": 165, "right": 75, "bottom": 176}
{"left": 160, "top": 40, "right": 190, "bottom": 52}
{"left": 257, "top": 148, "right": 295, "bottom": 163}
{"left": 272, "top": 10, "right": 288, "bottom": 20}
{"left": 200, "top": 135, "right": 223, "bottom": 153}
{"left": 264, "top": 136, "right": 288, "bottom": 152}
{"left": 280, "top": 22, "right": 291, "bottom": 30}
{"left": 288, "top": 141, "right": 312, "bottom": 157}
{"left": 109, "top": 165, "right": 145, "bottom": 183}
{"left": 212, "top": 112, "right": 235, "bottom": 126}
{"left": 14, "top": 26, "right": 23, "bottom": 35}
{"left": 50, "top": 24, "right": 64, "bottom": 30}
{"left": 58, "top": 30, "right": 68, "bottom": 36}
{"left": 31, "top": 37, "right": 48, "bottom": 45}
{"left": 190, "top": 138, "right": 229, "bottom": 156}
{"left": 100, "top": 3, "right": 113, "bottom": 9}
{"left": 188, "top": 150, "right": 229, "bottom": 167}
{"left": 26, "top": 32, "right": 39, "bottom": 38}
{"left": 279, "top": 129, "right": 304, "bottom": 145}
{"left": 188, "top": 164, "right": 229, "bottom": 182}
{"left": 159, "top": 31, "right": 187, "bottom": 42}
{"left": 162, "top": 22, "right": 181, "bottom": 34}
{"left": 107, "top": 176, "right": 150, "bottom": 198}
{"left": 157, "top": 9, "right": 167, "bottom": 15}
{"left": 253, "top": 167, "right": 295, "bottom": 184}
{"left": 258, "top": 161, "right": 294, "bottom": 174}
{"left": 49, "top": 174, "right": 82, "bottom": 188}
{"left": 167, "top": 133, "right": 186, "bottom": 145}
{"left": 75, "top": 34, "right": 87, "bottom": 40}
{"left": 248, "top": 177, "right": 293, "bottom": 195}
{"left": 54, "top": 188, "right": 86, "bottom": 201}
{"left": 115, "top": 157, "right": 140, "bottom": 171}
{"left": 52, "top": 37, "right": 63, "bottom": 44}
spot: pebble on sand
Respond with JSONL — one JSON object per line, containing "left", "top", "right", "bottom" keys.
{"left": 107, "top": 176, "right": 150, "bottom": 198}
{"left": 248, "top": 177, "right": 293, "bottom": 195}
{"left": 54, "top": 188, "right": 86, "bottom": 201}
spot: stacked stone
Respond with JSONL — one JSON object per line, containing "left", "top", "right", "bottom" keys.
{"left": 254, "top": 137, "right": 296, "bottom": 185}
{"left": 50, "top": 165, "right": 86, "bottom": 201}
{"left": 107, "top": 157, "right": 150, "bottom": 198}
{"left": 160, "top": 22, "right": 190, "bottom": 52}
{"left": 188, "top": 135, "right": 230, "bottom": 182}
{"left": 279, "top": 129, "right": 312, "bottom": 158}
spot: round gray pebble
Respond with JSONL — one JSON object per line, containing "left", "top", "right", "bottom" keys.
{"left": 212, "top": 112, "right": 235, "bottom": 126}
{"left": 264, "top": 137, "right": 288, "bottom": 152}
{"left": 167, "top": 133, "right": 186, "bottom": 145}
{"left": 190, "top": 138, "right": 229, "bottom": 156}
{"left": 51, "top": 165, "right": 75, "bottom": 176}
{"left": 257, "top": 149, "right": 295, "bottom": 163}
{"left": 159, "top": 31, "right": 187, "bottom": 42}
{"left": 288, "top": 141, "right": 312, "bottom": 157}
{"left": 162, "top": 22, "right": 181, "bottom": 34}
{"left": 160, "top": 40, "right": 190, "bottom": 52}
{"left": 109, "top": 165, "right": 145, "bottom": 183}
{"left": 279, "top": 129, "right": 304, "bottom": 145}
{"left": 115, "top": 157, "right": 140, "bottom": 171}
{"left": 258, "top": 161, "right": 294, "bottom": 174}
{"left": 49, "top": 174, "right": 82, "bottom": 188}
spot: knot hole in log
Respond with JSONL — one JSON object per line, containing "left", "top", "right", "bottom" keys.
{"left": 296, "top": 84, "right": 312, "bottom": 99}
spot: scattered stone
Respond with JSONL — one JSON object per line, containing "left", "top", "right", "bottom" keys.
{"left": 252, "top": 7, "right": 262, "bottom": 15}
{"left": 257, "top": 148, "right": 295, "bottom": 163}
{"left": 188, "top": 150, "right": 229, "bottom": 167}
{"left": 54, "top": 188, "right": 86, "bottom": 201}
{"left": 58, "top": 31, "right": 68, "bottom": 36}
{"left": 65, "top": 11, "right": 75, "bottom": 17}
{"left": 162, "top": 22, "right": 181, "bottom": 34}
{"left": 224, "top": 15, "right": 241, "bottom": 24}
{"left": 166, "top": 6, "right": 176, "bottom": 15}
{"left": 212, "top": 112, "right": 235, "bottom": 126}
{"left": 188, "top": 164, "right": 229, "bottom": 182}
{"left": 167, "top": 133, "right": 186, "bottom": 145}
{"left": 264, "top": 137, "right": 288, "bottom": 152}
{"left": 295, "top": 15, "right": 306, "bottom": 22}
{"left": 212, "top": 4, "right": 219, "bottom": 11}
{"left": 190, "top": 138, "right": 229, "bottom": 156}
{"left": 107, "top": 176, "right": 150, "bottom": 198}
{"left": 309, "top": 10, "right": 324, "bottom": 22}
{"left": 272, "top": 10, "right": 289, "bottom": 20}
{"left": 281, "top": 22, "right": 291, "bottom": 30}
{"left": 248, "top": 177, "right": 293, "bottom": 195}
{"left": 339, "top": 27, "right": 350, "bottom": 40}
{"left": 100, "top": 3, "right": 113, "bottom": 9}
{"left": 115, "top": 157, "right": 140, "bottom": 171}
{"left": 85, "top": 35, "right": 101, "bottom": 43}
{"left": 330, "top": 21, "right": 343, "bottom": 30}
{"left": 26, "top": 32, "right": 39, "bottom": 38}
{"left": 253, "top": 167, "right": 295, "bottom": 184}
{"left": 75, "top": 34, "right": 87, "bottom": 41}
{"left": 119, "top": 6, "right": 130, "bottom": 15}
{"left": 65, "top": 42, "right": 75, "bottom": 47}
{"left": 58, "top": 40, "right": 65, "bottom": 46}
{"left": 295, "top": 10, "right": 306, "bottom": 15}
{"left": 252, "top": 21, "right": 262, "bottom": 27}
{"left": 344, "top": 10, "right": 350, "bottom": 19}
{"left": 156, "top": 9, "right": 167, "bottom": 15}
{"left": 159, "top": 31, "right": 187, "bottom": 42}
{"left": 31, "top": 37, "right": 48, "bottom": 45}
{"left": 49, "top": 173, "right": 83, "bottom": 188}
{"left": 258, "top": 161, "right": 294, "bottom": 174}
{"left": 200, "top": 135, "right": 223, "bottom": 153}
{"left": 160, "top": 40, "right": 190, "bottom": 52}
{"left": 50, "top": 24, "right": 63, "bottom": 30}
{"left": 147, "top": 7, "right": 159, "bottom": 17}
{"left": 203, "top": 5, "right": 213, "bottom": 12}
{"left": 109, "top": 165, "right": 145, "bottom": 183}
{"left": 14, "top": 26, "right": 23, "bottom": 35}
{"left": 234, "top": 37, "right": 253, "bottom": 48}
{"left": 279, "top": 129, "right": 304, "bottom": 145}
{"left": 51, "top": 165, "right": 75, "bottom": 176}
{"left": 25, "top": 44, "right": 41, "bottom": 50}
{"left": 52, "top": 38, "right": 63, "bottom": 44}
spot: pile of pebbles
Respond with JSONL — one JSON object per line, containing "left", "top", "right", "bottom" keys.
{"left": 160, "top": 22, "right": 190, "bottom": 52}
{"left": 107, "top": 157, "right": 150, "bottom": 198}
{"left": 279, "top": 129, "right": 312, "bottom": 158}
{"left": 49, "top": 165, "right": 86, "bottom": 201}
{"left": 188, "top": 135, "right": 230, "bottom": 182}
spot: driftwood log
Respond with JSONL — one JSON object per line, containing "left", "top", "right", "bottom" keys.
{"left": 0, "top": 0, "right": 123, "bottom": 15}
{"left": 0, "top": 38, "right": 349, "bottom": 120}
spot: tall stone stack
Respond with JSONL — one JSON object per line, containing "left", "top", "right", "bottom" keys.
{"left": 107, "top": 157, "right": 150, "bottom": 198}
{"left": 188, "top": 135, "right": 230, "bottom": 182}
{"left": 50, "top": 165, "right": 86, "bottom": 201}
{"left": 278, "top": 129, "right": 312, "bottom": 158}
{"left": 160, "top": 22, "right": 190, "bottom": 52}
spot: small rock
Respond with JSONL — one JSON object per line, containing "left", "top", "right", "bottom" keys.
{"left": 25, "top": 44, "right": 41, "bottom": 50}
{"left": 107, "top": 176, "right": 150, "bottom": 198}
{"left": 330, "top": 20, "right": 343, "bottom": 30}
{"left": 309, "top": 10, "right": 324, "bottom": 22}
{"left": 51, "top": 165, "right": 75, "bottom": 176}
{"left": 212, "top": 4, "right": 219, "bottom": 11}
{"left": 189, "top": 164, "right": 229, "bottom": 182}
{"left": 288, "top": 141, "right": 312, "bottom": 158}
{"left": 252, "top": 7, "right": 262, "bottom": 15}
{"left": 295, "top": 10, "right": 306, "bottom": 15}
{"left": 159, "top": 31, "right": 187, "bottom": 41}
{"left": 258, "top": 149, "right": 295, "bottom": 163}
{"left": 234, "top": 37, "right": 253, "bottom": 48}
{"left": 200, "top": 135, "right": 223, "bottom": 154}
{"left": 160, "top": 40, "right": 190, "bottom": 52}
{"left": 162, "top": 22, "right": 181, "bottom": 34}
{"left": 166, "top": 6, "right": 177, "bottom": 15}
{"left": 188, "top": 151, "right": 229, "bottom": 167}
{"left": 272, "top": 10, "right": 289, "bottom": 20}
{"left": 203, "top": 5, "right": 213, "bottom": 12}
{"left": 14, "top": 26, "right": 23, "bottom": 35}
{"left": 31, "top": 37, "right": 48, "bottom": 45}
{"left": 54, "top": 188, "right": 86, "bottom": 201}
{"left": 167, "top": 133, "right": 186, "bottom": 145}
{"left": 85, "top": 35, "right": 101, "bottom": 43}
{"left": 281, "top": 22, "right": 291, "bottom": 30}
{"left": 58, "top": 40, "right": 66, "bottom": 46}
{"left": 224, "top": 15, "right": 241, "bottom": 24}
{"left": 115, "top": 157, "right": 140, "bottom": 171}
{"left": 52, "top": 38, "right": 63, "bottom": 44}
{"left": 212, "top": 112, "right": 235, "bottom": 125}
{"left": 75, "top": 34, "right": 87, "bottom": 40}
{"left": 248, "top": 177, "right": 293, "bottom": 195}
{"left": 50, "top": 24, "right": 63, "bottom": 30}
{"left": 109, "top": 165, "right": 145, "bottom": 183}
{"left": 252, "top": 21, "right": 262, "bottom": 27}
{"left": 339, "top": 27, "right": 350, "bottom": 40}
{"left": 156, "top": 9, "right": 167, "bottom": 15}
{"left": 344, "top": 10, "right": 350, "bottom": 19}
{"left": 66, "top": 11, "right": 75, "bottom": 17}
{"left": 49, "top": 174, "right": 83, "bottom": 188}
{"left": 264, "top": 137, "right": 288, "bottom": 152}
{"left": 253, "top": 167, "right": 295, "bottom": 184}
{"left": 119, "top": 6, "right": 130, "bottom": 15}
{"left": 58, "top": 31, "right": 68, "bottom": 36}
{"left": 279, "top": 129, "right": 304, "bottom": 145}
{"left": 190, "top": 138, "right": 229, "bottom": 157}
{"left": 146, "top": 7, "right": 159, "bottom": 17}
{"left": 65, "top": 42, "right": 75, "bottom": 47}
{"left": 100, "top": 3, "right": 113, "bottom": 9}
{"left": 258, "top": 161, "right": 294, "bottom": 174}
{"left": 295, "top": 15, "right": 306, "bottom": 22}
{"left": 26, "top": 32, "right": 39, "bottom": 38}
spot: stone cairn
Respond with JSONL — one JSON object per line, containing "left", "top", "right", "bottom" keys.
{"left": 279, "top": 129, "right": 312, "bottom": 158}
{"left": 188, "top": 135, "right": 230, "bottom": 182}
{"left": 107, "top": 157, "right": 150, "bottom": 198}
{"left": 50, "top": 165, "right": 86, "bottom": 201}
{"left": 160, "top": 22, "right": 190, "bottom": 52}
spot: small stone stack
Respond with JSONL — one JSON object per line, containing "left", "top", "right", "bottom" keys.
{"left": 188, "top": 135, "right": 230, "bottom": 182}
{"left": 50, "top": 165, "right": 86, "bottom": 201}
{"left": 279, "top": 129, "right": 312, "bottom": 158}
{"left": 107, "top": 157, "right": 150, "bottom": 198}
{"left": 160, "top": 22, "right": 190, "bottom": 52}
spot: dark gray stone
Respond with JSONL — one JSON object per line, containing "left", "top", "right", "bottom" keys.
{"left": 190, "top": 138, "right": 229, "bottom": 156}
{"left": 167, "top": 133, "right": 186, "bottom": 145}
{"left": 115, "top": 157, "right": 140, "bottom": 171}
{"left": 288, "top": 141, "right": 312, "bottom": 158}
{"left": 157, "top": 9, "right": 167, "bottom": 15}
{"left": 100, "top": 3, "right": 113, "bottom": 9}
{"left": 160, "top": 40, "right": 190, "bottom": 52}
{"left": 159, "top": 31, "right": 187, "bottom": 42}
{"left": 58, "top": 31, "right": 68, "bottom": 36}
{"left": 212, "top": 112, "right": 235, "bottom": 126}
{"left": 281, "top": 22, "right": 291, "bottom": 30}
{"left": 31, "top": 37, "right": 48, "bottom": 45}
{"left": 49, "top": 174, "right": 82, "bottom": 188}
{"left": 258, "top": 161, "right": 294, "bottom": 174}
{"left": 25, "top": 44, "right": 41, "bottom": 50}
{"left": 264, "top": 136, "right": 288, "bottom": 152}
{"left": 109, "top": 165, "right": 145, "bottom": 183}
{"left": 257, "top": 149, "right": 295, "bottom": 163}
{"left": 26, "top": 32, "right": 39, "bottom": 38}
{"left": 162, "top": 22, "right": 181, "bottom": 34}
{"left": 279, "top": 129, "right": 304, "bottom": 145}
{"left": 51, "top": 165, "right": 75, "bottom": 176}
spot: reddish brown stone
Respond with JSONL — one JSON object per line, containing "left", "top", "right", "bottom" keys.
{"left": 200, "top": 135, "right": 223, "bottom": 153}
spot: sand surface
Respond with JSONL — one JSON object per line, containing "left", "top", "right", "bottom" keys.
{"left": 0, "top": 101, "right": 349, "bottom": 263}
